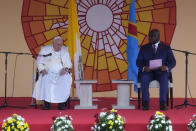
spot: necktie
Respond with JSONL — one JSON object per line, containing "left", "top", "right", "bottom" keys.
{"left": 153, "top": 44, "right": 156, "bottom": 55}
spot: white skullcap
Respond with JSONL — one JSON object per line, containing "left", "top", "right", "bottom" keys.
{"left": 53, "top": 36, "right": 63, "bottom": 42}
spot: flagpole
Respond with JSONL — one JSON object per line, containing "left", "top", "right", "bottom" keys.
{"left": 67, "top": 0, "right": 83, "bottom": 101}
{"left": 71, "top": 63, "right": 75, "bottom": 98}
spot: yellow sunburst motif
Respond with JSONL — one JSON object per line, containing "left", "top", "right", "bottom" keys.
{"left": 77, "top": 0, "right": 129, "bottom": 91}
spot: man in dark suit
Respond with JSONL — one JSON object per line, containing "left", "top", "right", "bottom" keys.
{"left": 136, "top": 29, "right": 176, "bottom": 110}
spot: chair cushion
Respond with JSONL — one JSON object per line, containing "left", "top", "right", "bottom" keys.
{"left": 149, "top": 80, "right": 160, "bottom": 88}
{"left": 138, "top": 80, "right": 173, "bottom": 88}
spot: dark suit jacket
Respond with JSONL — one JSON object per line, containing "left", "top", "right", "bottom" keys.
{"left": 136, "top": 42, "right": 176, "bottom": 72}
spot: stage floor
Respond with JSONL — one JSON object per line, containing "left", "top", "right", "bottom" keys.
{"left": 0, "top": 97, "right": 196, "bottom": 131}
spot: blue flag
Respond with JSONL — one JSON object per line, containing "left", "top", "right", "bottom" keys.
{"left": 126, "top": 0, "right": 139, "bottom": 92}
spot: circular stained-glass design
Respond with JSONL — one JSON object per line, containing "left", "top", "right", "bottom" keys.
{"left": 21, "top": 0, "right": 176, "bottom": 91}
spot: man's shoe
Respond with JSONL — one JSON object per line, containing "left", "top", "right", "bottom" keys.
{"left": 160, "top": 102, "right": 167, "bottom": 111}
{"left": 58, "top": 103, "right": 66, "bottom": 110}
{"left": 142, "top": 101, "right": 149, "bottom": 110}
{"left": 42, "top": 101, "right": 50, "bottom": 110}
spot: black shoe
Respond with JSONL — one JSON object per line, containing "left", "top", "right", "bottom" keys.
{"left": 160, "top": 102, "right": 167, "bottom": 111}
{"left": 58, "top": 103, "right": 66, "bottom": 110}
{"left": 142, "top": 101, "right": 149, "bottom": 110}
{"left": 42, "top": 101, "right": 50, "bottom": 110}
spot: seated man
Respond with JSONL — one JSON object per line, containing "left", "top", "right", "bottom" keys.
{"left": 136, "top": 29, "right": 176, "bottom": 110}
{"left": 33, "top": 36, "right": 72, "bottom": 110}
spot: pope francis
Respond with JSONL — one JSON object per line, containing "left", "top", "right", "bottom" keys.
{"left": 33, "top": 36, "right": 72, "bottom": 110}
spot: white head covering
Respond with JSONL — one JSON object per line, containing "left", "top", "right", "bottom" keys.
{"left": 53, "top": 36, "right": 63, "bottom": 43}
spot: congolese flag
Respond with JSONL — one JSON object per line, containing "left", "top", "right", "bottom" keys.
{"left": 126, "top": 0, "right": 139, "bottom": 92}
{"left": 67, "top": 0, "right": 83, "bottom": 98}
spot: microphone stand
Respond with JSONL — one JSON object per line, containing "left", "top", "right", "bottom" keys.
{"left": 172, "top": 49, "right": 196, "bottom": 109}
{"left": 0, "top": 51, "right": 32, "bottom": 109}
{"left": 29, "top": 55, "right": 37, "bottom": 108}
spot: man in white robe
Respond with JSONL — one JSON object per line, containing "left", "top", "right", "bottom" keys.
{"left": 33, "top": 36, "right": 72, "bottom": 110}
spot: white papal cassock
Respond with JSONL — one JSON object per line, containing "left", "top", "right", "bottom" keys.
{"left": 33, "top": 45, "right": 72, "bottom": 103}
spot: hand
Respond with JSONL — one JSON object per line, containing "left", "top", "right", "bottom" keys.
{"left": 160, "top": 66, "right": 168, "bottom": 72}
{"left": 40, "top": 69, "right": 48, "bottom": 76}
{"left": 60, "top": 68, "right": 69, "bottom": 76}
{"left": 144, "top": 66, "right": 150, "bottom": 72}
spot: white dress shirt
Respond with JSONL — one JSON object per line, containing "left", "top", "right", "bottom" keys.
{"left": 152, "top": 41, "right": 160, "bottom": 52}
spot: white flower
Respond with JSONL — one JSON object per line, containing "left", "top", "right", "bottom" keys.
{"left": 101, "top": 123, "right": 106, "bottom": 127}
{"left": 158, "top": 124, "right": 162, "bottom": 127}
{"left": 118, "top": 120, "right": 121, "bottom": 124}
{"left": 169, "top": 125, "right": 173, "bottom": 131}
{"left": 60, "top": 116, "right": 65, "bottom": 120}
{"left": 107, "top": 114, "right": 114, "bottom": 120}
{"left": 161, "top": 120, "right": 165, "bottom": 124}
{"left": 150, "top": 120, "right": 154, "bottom": 124}
{"left": 56, "top": 121, "right": 61, "bottom": 126}
{"left": 119, "top": 126, "right": 122, "bottom": 129}
{"left": 19, "top": 122, "right": 24, "bottom": 126}
{"left": 7, "top": 117, "right": 12, "bottom": 120}
{"left": 156, "top": 118, "right": 160, "bottom": 121}
{"left": 168, "top": 120, "right": 172, "bottom": 124}
{"left": 65, "top": 125, "right": 68, "bottom": 128}
{"left": 155, "top": 124, "right": 158, "bottom": 129}
{"left": 67, "top": 120, "right": 71, "bottom": 125}
{"left": 100, "top": 112, "right": 106, "bottom": 118}
{"left": 17, "top": 116, "right": 22, "bottom": 120}
{"left": 98, "top": 126, "right": 100, "bottom": 130}
{"left": 91, "top": 127, "right": 94, "bottom": 130}
{"left": 149, "top": 125, "right": 152, "bottom": 130}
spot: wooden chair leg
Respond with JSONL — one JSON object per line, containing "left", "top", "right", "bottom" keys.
{"left": 138, "top": 88, "right": 141, "bottom": 109}
{"left": 170, "top": 88, "right": 173, "bottom": 109}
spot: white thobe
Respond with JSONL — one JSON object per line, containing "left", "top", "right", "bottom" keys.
{"left": 33, "top": 45, "right": 72, "bottom": 103}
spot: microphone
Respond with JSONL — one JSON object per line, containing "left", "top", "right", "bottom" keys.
{"left": 41, "top": 53, "right": 52, "bottom": 57}
{"left": 64, "top": 68, "right": 71, "bottom": 74}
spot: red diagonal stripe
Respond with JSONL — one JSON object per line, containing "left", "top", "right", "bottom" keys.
{"left": 128, "top": 23, "right": 137, "bottom": 37}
